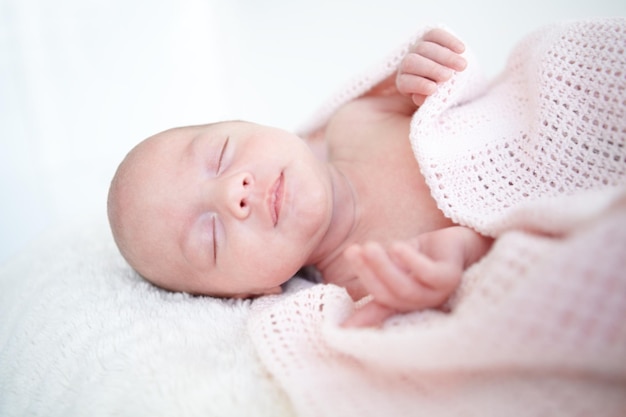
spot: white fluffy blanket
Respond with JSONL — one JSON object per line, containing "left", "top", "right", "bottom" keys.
{"left": 0, "top": 221, "right": 294, "bottom": 417}
{"left": 248, "top": 18, "right": 626, "bottom": 417}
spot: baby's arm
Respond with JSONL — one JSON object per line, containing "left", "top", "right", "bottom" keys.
{"left": 342, "top": 226, "right": 493, "bottom": 327}
{"left": 396, "top": 28, "right": 467, "bottom": 107}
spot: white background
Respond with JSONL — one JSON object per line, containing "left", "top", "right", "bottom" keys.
{"left": 1, "top": 0, "right": 625, "bottom": 264}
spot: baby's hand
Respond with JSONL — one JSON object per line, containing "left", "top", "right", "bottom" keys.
{"left": 396, "top": 28, "right": 467, "bottom": 106}
{"left": 342, "top": 227, "right": 491, "bottom": 327}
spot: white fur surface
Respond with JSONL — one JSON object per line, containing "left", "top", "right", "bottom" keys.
{"left": 0, "top": 221, "right": 293, "bottom": 417}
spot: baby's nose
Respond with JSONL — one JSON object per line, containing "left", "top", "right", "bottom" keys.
{"left": 225, "top": 171, "right": 254, "bottom": 219}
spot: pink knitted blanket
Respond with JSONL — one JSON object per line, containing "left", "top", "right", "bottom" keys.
{"left": 249, "top": 18, "right": 626, "bottom": 417}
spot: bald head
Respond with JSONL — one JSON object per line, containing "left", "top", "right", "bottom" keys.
{"left": 107, "top": 126, "right": 204, "bottom": 288}
{"left": 107, "top": 133, "right": 162, "bottom": 278}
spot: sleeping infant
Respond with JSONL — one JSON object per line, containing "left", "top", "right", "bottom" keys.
{"left": 107, "top": 28, "right": 493, "bottom": 327}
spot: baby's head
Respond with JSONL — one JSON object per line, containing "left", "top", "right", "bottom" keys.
{"left": 108, "top": 121, "right": 333, "bottom": 297}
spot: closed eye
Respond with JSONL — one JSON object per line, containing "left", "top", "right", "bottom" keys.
{"left": 216, "top": 136, "right": 229, "bottom": 174}
{"left": 212, "top": 215, "right": 217, "bottom": 263}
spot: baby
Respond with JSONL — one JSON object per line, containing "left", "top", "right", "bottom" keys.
{"left": 107, "top": 28, "right": 493, "bottom": 327}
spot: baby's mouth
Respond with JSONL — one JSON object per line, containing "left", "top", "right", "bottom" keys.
{"left": 269, "top": 172, "right": 284, "bottom": 226}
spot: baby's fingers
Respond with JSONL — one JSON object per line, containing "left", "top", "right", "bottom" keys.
{"left": 345, "top": 243, "right": 404, "bottom": 306}
{"left": 422, "top": 28, "right": 466, "bottom": 55}
{"left": 342, "top": 301, "right": 397, "bottom": 328}
{"left": 390, "top": 242, "right": 462, "bottom": 299}
{"left": 357, "top": 242, "right": 443, "bottom": 312}
{"left": 396, "top": 56, "right": 440, "bottom": 98}
{"left": 409, "top": 41, "right": 467, "bottom": 76}
{"left": 397, "top": 38, "right": 466, "bottom": 101}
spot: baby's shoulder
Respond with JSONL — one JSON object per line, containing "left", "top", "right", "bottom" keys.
{"left": 330, "top": 94, "right": 412, "bottom": 126}
{"left": 325, "top": 95, "right": 413, "bottom": 159}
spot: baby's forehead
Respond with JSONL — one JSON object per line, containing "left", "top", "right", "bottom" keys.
{"left": 127, "top": 127, "right": 193, "bottom": 166}
{"left": 140, "top": 124, "right": 223, "bottom": 156}
{"left": 120, "top": 121, "right": 234, "bottom": 189}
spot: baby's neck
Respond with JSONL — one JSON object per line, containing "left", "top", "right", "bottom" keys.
{"left": 306, "top": 163, "right": 358, "bottom": 272}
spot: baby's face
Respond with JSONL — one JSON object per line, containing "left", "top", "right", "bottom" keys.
{"left": 109, "top": 121, "right": 333, "bottom": 297}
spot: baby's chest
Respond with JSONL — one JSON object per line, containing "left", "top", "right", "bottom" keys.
{"left": 360, "top": 154, "right": 432, "bottom": 238}
{"left": 348, "top": 132, "right": 444, "bottom": 241}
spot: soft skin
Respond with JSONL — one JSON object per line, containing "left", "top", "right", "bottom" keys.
{"left": 108, "top": 122, "right": 350, "bottom": 297}
{"left": 108, "top": 28, "right": 493, "bottom": 326}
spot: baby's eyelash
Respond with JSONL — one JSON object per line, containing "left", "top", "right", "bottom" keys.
{"left": 216, "top": 136, "right": 229, "bottom": 173}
